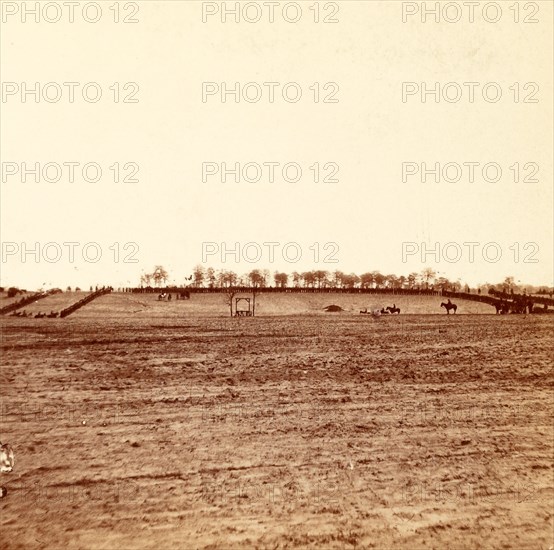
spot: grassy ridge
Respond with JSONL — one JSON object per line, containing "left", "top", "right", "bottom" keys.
{"left": 72, "top": 291, "right": 493, "bottom": 318}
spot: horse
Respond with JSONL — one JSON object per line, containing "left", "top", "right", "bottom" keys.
{"left": 158, "top": 292, "right": 167, "bottom": 301}
{"left": 387, "top": 304, "right": 401, "bottom": 314}
{"left": 359, "top": 308, "right": 370, "bottom": 314}
{"left": 440, "top": 302, "right": 457, "bottom": 314}
{"left": 34, "top": 312, "right": 46, "bottom": 318}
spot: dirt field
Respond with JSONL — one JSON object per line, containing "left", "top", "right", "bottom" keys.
{"left": 0, "top": 301, "right": 553, "bottom": 549}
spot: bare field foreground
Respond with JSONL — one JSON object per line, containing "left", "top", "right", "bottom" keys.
{"left": 0, "top": 294, "right": 553, "bottom": 549}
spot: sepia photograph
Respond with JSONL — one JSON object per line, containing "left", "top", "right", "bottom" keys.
{"left": 0, "top": 1, "right": 553, "bottom": 548}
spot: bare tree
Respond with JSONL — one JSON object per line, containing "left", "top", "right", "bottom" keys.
{"left": 360, "top": 272, "right": 374, "bottom": 289}
{"left": 302, "top": 271, "right": 316, "bottom": 288}
{"left": 274, "top": 272, "right": 288, "bottom": 288}
{"left": 224, "top": 287, "right": 237, "bottom": 317}
{"left": 332, "top": 270, "right": 344, "bottom": 288}
{"left": 248, "top": 270, "right": 265, "bottom": 315}
{"left": 152, "top": 266, "right": 169, "bottom": 287}
{"left": 248, "top": 269, "right": 265, "bottom": 288}
{"left": 407, "top": 272, "right": 418, "bottom": 289}
{"left": 314, "top": 270, "right": 329, "bottom": 289}
{"left": 193, "top": 265, "right": 205, "bottom": 287}
{"left": 436, "top": 276, "right": 451, "bottom": 292}
{"left": 140, "top": 273, "right": 152, "bottom": 287}
{"left": 342, "top": 273, "right": 360, "bottom": 289}
{"left": 503, "top": 276, "right": 518, "bottom": 293}
{"left": 420, "top": 267, "right": 437, "bottom": 288}
{"left": 384, "top": 274, "right": 397, "bottom": 288}
{"left": 206, "top": 267, "right": 216, "bottom": 288}
{"left": 372, "top": 271, "right": 385, "bottom": 288}
{"left": 218, "top": 270, "right": 238, "bottom": 288}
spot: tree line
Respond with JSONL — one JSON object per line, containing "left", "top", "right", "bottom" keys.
{"left": 137, "top": 266, "right": 552, "bottom": 295}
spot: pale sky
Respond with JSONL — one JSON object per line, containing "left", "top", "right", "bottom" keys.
{"left": 1, "top": 1, "right": 552, "bottom": 290}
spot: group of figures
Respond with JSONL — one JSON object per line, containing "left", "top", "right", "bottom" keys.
{"left": 494, "top": 298, "right": 539, "bottom": 314}
{"left": 361, "top": 297, "right": 546, "bottom": 316}
{"left": 360, "top": 301, "right": 459, "bottom": 315}
{"left": 360, "top": 304, "right": 401, "bottom": 316}
{"left": 157, "top": 291, "right": 190, "bottom": 301}
{"left": 9, "top": 310, "right": 58, "bottom": 318}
